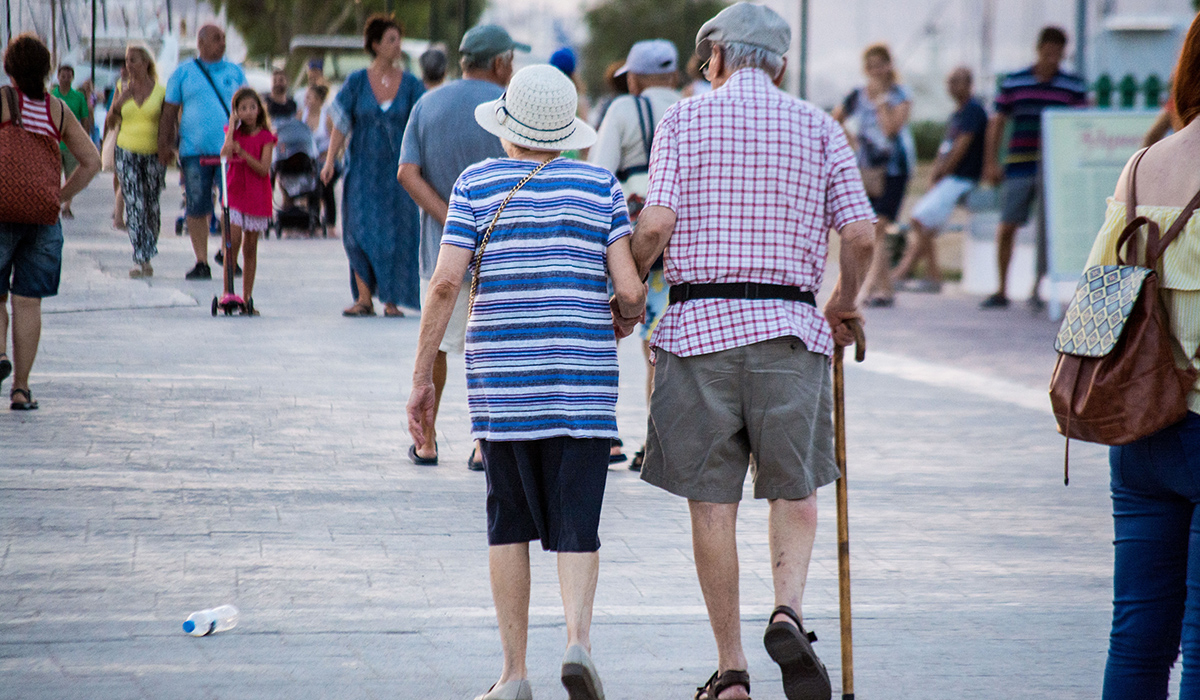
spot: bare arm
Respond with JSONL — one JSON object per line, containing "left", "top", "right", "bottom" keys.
{"left": 931, "top": 133, "right": 975, "bottom": 182}
{"left": 875, "top": 98, "right": 911, "bottom": 138}
{"left": 320, "top": 126, "right": 347, "bottom": 184}
{"left": 241, "top": 140, "right": 273, "bottom": 178}
{"left": 57, "top": 100, "right": 101, "bottom": 201}
{"left": 397, "top": 162, "right": 448, "bottom": 225}
{"left": 630, "top": 205, "right": 677, "bottom": 280}
{"left": 607, "top": 235, "right": 647, "bottom": 338}
{"left": 407, "top": 244, "right": 473, "bottom": 449}
{"left": 158, "top": 101, "right": 180, "bottom": 165}
{"left": 824, "top": 219, "right": 875, "bottom": 347}
{"left": 982, "top": 113, "right": 1007, "bottom": 185}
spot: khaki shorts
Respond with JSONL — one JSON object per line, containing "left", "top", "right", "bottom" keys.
{"left": 420, "top": 277, "right": 469, "bottom": 355}
{"left": 641, "top": 337, "right": 839, "bottom": 502}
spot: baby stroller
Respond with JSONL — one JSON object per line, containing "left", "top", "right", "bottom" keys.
{"left": 270, "top": 117, "right": 326, "bottom": 238}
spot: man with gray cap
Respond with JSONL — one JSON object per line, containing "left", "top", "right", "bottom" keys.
{"left": 397, "top": 24, "right": 527, "bottom": 467}
{"left": 590, "top": 38, "right": 683, "bottom": 471}
{"left": 627, "top": 4, "right": 876, "bottom": 700}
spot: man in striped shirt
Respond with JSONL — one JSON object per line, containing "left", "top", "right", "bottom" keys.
{"left": 629, "top": 4, "right": 875, "bottom": 699}
{"left": 981, "top": 26, "right": 1087, "bottom": 310}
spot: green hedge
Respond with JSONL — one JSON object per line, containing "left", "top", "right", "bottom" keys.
{"left": 910, "top": 120, "right": 946, "bottom": 163}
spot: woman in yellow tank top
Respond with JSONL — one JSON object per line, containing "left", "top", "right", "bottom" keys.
{"left": 105, "top": 43, "right": 167, "bottom": 278}
{"left": 1087, "top": 12, "right": 1200, "bottom": 698}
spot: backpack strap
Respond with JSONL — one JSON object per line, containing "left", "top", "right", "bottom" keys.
{"left": 1, "top": 86, "right": 22, "bottom": 128}
{"left": 1116, "top": 147, "right": 1154, "bottom": 265}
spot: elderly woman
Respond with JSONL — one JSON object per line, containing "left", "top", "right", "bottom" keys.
{"left": 106, "top": 43, "right": 166, "bottom": 277}
{"left": 321, "top": 13, "right": 423, "bottom": 317}
{"left": 1, "top": 33, "right": 100, "bottom": 409}
{"left": 1088, "top": 14, "right": 1200, "bottom": 698}
{"left": 833, "top": 42, "right": 915, "bottom": 308}
{"left": 406, "top": 65, "right": 644, "bottom": 700}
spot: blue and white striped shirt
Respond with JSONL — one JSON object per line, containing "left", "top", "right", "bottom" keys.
{"left": 442, "top": 158, "right": 632, "bottom": 441}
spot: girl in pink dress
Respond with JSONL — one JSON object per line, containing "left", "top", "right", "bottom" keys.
{"left": 220, "top": 88, "right": 276, "bottom": 312}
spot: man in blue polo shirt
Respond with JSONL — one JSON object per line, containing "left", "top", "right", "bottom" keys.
{"left": 981, "top": 26, "right": 1087, "bottom": 310}
{"left": 158, "top": 24, "right": 246, "bottom": 280}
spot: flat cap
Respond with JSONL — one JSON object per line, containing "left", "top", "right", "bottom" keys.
{"left": 696, "top": 2, "right": 791, "bottom": 59}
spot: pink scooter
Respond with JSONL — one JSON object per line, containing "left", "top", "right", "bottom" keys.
{"left": 204, "top": 155, "right": 253, "bottom": 317}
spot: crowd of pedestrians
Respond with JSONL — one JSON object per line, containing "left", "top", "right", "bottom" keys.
{"left": 7, "top": 4, "right": 1200, "bottom": 700}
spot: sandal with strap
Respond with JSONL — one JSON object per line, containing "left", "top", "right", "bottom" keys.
{"left": 10, "top": 387, "right": 37, "bottom": 411}
{"left": 763, "top": 605, "right": 831, "bottom": 700}
{"left": 695, "top": 669, "right": 750, "bottom": 700}
{"left": 342, "top": 302, "right": 376, "bottom": 317}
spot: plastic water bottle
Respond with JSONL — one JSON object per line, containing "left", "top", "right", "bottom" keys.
{"left": 182, "top": 605, "right": 239, "bottom": 636}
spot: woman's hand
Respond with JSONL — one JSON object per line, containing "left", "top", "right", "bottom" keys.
{"left": 320, "top": 158, "right": 335, "bottom": 185}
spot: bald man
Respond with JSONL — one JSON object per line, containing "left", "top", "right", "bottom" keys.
{"left": 892, "top": 66, "right": 988, "bottom": 291}
{"left": 159, "top": 24, "right": 247, "bottom": 279}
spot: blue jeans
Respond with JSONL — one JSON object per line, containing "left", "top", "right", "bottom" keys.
{"left": 1105, "top": 411, "right": 1200, "bottom": 699}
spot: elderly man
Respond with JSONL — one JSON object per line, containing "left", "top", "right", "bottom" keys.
{"left": 397, "top": 25, "right": 527, "bottom": 468}
{"left": 159, "top": 24, "right": 246, "bottom": 280}
{"left": 590, "top": 38, "right": 683, "bottom": 470}
{"left": 628, "top": 4, "right": 875, "bottom": 700}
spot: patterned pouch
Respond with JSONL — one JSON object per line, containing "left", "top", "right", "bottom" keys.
{"left": 1054, "top": 265, "right": 1152, "bottom": 357}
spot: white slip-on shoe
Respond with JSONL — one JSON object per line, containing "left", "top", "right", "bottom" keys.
{"left": 561, "top": 644, "right": 605, "bottom": 700}
{"left": 475, "top": 678, "right": 532, "bottom": 700}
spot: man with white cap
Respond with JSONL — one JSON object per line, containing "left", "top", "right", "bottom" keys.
{"left": 398, "top": 23, "right": 528, "bottom": 468}
{"left": 627, "top": 3, "right": 876, "bottom": 700}
{"left": 589, "top": 38, "right": 683, "bottom": 471}
{"left": 407, "top": 64, "right": 645, "bottom": 700}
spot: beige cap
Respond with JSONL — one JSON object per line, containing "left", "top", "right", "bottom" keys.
{"left": 696, "top": 2, "right": 791, "bottom": 60}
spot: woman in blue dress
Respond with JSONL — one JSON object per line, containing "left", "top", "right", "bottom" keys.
{"left": 321, "top": 14, "right": 423, "bottom": 317}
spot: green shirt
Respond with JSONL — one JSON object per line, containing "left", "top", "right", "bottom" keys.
{"left": 51, "top": 86, "right": 89, "bottom": 152}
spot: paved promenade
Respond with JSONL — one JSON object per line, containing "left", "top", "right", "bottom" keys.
{"left": 1, "top": 182, "right": 1130, "bottom": 699}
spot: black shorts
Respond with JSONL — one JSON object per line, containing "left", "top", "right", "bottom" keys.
{"left": 869, "top": 173, "right": 909, "bottom": 221}
{"left": 481, "top": 436, "right": 610, "bottom": 552}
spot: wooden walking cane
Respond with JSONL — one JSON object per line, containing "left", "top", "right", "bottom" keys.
{"left": 833, "top": 319, "right": 865, "bottom": 700}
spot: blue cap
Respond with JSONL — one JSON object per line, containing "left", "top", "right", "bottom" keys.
{"left": 182, "top": 620, "right": 196, "bottom": 633}
{"left": 550, "top": 47, "right": 576, "bottom": 77}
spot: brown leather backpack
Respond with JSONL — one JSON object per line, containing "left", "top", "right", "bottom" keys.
{"left": 1049, "top": 148, "right": 1200, "bottom": 483}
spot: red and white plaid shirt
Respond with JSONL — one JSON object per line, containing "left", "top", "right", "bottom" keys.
{"left": 645, "top": 68, "right": 875, "bottom": 358}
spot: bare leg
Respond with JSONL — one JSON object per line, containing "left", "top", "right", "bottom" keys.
{"left": 861, "top": 217, "right": 895, "bottom": 302}
{"left": 344, "top": 274, "right": 373, "bottom": 314}
{"left": 891, "top": 219, "right": 929, "bottom": 283}
{"left": 10, "top": 295, "right": 41, "bottom": 394}
{"left": 994, "top": 222, "right": 1019, "bottom": 299}
{"left": 187, "top": 215, "right": 209, "bottom": 264}
{"left": 241, "top": 229, "right": 258, "bottom": 300}
{"left": 227, "top": 224, "right": 244, "bottom": 282}
{"left": 559, "top": 551, "right": 599, "bottom": 651}
{"left": 415, "top": 351, "right": 447, "bottom": 459}
{"left": 767, "top": 495, "right": 819, "bottom": 627}
{"left": 489, "top": 543, "right": 531, "bottom": 686}
{"left": 112, "top": 175, "right": 126, "bottom": 229}
{"left": 922, "top": 229, "right": 942, "bottom": 284}
{"left": 689, "top": 500, "right": 751, "bottom": 699}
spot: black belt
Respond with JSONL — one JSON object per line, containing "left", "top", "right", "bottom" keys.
{"left": 668, "top": 283, "right": 816, "bottom": 305}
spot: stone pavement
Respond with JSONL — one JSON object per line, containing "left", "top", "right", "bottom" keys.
{"left": 1, "top": 182, "right": 1131, "bottom": 699}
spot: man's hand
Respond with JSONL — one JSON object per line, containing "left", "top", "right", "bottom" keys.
{"left": 611, "top": 297, "right": 644, "bottom": 339}
{"left": 406, "top": 379, "right": 437, "bottom": 451}
{"left": 824, "top": 301, "right": 865, "bottom": 348}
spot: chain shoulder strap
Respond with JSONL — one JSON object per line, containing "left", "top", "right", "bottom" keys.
{"left": 468, "top": 157, "right": 557, "bottom": 316}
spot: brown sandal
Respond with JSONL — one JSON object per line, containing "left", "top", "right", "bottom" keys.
{"left": 695, "top": 669, "right": 750, "bottom": 700}
{"left": 342, "top": 302, "right": 376, "bottom": 317}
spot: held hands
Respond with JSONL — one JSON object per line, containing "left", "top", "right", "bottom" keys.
{"left": 406, "top": 379, "right": 437, "bottom": 452}
{"left": 610, "top": 297, "right": 644, "bottom": 340}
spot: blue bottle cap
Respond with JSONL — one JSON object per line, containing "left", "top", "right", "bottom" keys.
{"left": 183, "top": 620, "right": 195, "bottom": 633}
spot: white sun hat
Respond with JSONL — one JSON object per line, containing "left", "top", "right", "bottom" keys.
{"left": 474, "top": 64, "right": 597, "bottom": 152}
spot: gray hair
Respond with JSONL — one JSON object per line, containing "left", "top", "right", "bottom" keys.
{"left": 716, "top": 40, "right": 784, "bottom": 78}
{"left": 461, "top": 49, "right": 511, "bottom": 72}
